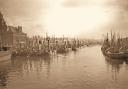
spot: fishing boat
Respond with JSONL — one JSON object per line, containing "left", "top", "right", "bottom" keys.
{"left": 32, "top": 50, "right": 50, "bottom": 56}
{"left": 71, "top": 46, "right": 78, "bottom": 51}
{"left": 0, "top": 47, "right": 11, "bottom": 62}
{"left": 72, "top": 47, "right": 77, "bottom": 51}
{"left": 101, "top": 32, "right": 128, "bottom": 59}
{"left": 101, "top": 47, "right": 128, "bottom": 59}
{"left": 57, "top": 47, "right": 68, "bottom": 53}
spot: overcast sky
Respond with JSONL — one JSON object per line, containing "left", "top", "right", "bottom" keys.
{"left": 0, "top": 0, "right": 128, "bottom": 38}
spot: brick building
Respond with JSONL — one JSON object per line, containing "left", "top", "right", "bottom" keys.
{"left": 7, "top": 26, "right": 27, "bottom": 47}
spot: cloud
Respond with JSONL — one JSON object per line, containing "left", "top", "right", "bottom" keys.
{"left": 0, "top": 0, "right": 128, "bottom": 38}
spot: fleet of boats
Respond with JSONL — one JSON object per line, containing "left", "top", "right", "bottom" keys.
{"left": 10, "top": 35, "right": 87, "bottom": 56}
{"left": 2, "top": 31, "right": 127, "bottom": 61}
{"left": 1, "top": 32, "right": 100, "bottom": 62}
{"left": 0, "top": 32, "right": 111, "bottom": 62}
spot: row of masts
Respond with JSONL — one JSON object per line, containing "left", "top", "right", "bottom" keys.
{"left": 103, "top": 31, "right": 128, "bottom": 53}
{"left": 12, "top": 34, "right": 90, "bottom": 56}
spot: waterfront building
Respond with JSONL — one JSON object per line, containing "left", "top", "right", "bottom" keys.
{"left": 7, "top": 26, "right": 27, "bottom": 48}
{"left": 0, "top": 11, "right": 27, "bottom": 48}
{"left": 0, "top": 12, "right": 8, "bottom": 47}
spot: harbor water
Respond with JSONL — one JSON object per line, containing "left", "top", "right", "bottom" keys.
{"left": 0, "top": 45, "right": 128, "bottom": 89}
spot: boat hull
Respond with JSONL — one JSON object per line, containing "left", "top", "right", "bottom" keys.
{"left": 101, "top": 47, "right": 128, "bottom": 59}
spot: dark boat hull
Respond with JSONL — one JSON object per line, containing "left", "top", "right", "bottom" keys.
{"left": 101, "top": 47, "right": 128, "bottom": 59}
{"left": 57, "top": 48, "right": 69, "bottom": 54}
{"left": 72, "top": 47, "right": 77, "bottom": 51}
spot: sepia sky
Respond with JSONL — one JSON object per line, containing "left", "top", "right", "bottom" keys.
{"left": 0, "top": 0, "right": 128, "bottom": 38}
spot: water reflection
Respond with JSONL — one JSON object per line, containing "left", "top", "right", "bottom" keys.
{"left": 105, "top": 57, "right": 128, "bottom": 83}
{"left": 1, "top": 46, "right": 128, "bottom": 89}
{"left": 0, "top": 61, "right": 11, "bottom": 89}
{"left": 0, "top": 71, "right": 7, "bottom": 87}
{"left": 11, "top": 55, "right": 52, "bottom": 78}
{"left": 105, "top": 57, "right": 124, "bottom": 70}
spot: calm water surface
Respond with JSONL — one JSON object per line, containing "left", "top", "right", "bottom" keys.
{"left": 0, "top": 45, "right": 128, "bottom": 89}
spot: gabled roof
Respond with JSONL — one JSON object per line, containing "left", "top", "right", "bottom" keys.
{"left": 7, "top": 26, "right": 24, "bottom": 33}
{"left": 8, "top": 26, "right": 18, "bottom": 33}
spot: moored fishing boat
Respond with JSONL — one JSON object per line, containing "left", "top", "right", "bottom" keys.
{"left": 57, "top": 47, "right": 68, "bottom": 53}
{"left": 32, "top": 50, "right": 50, "bottom": 56}
{"left": 72, "top": 47, "right": 77, "bottom": 51}
{"left": 101, "top": 47, "right": 128, "bottom": 59}
{"left": 101, "top": 32, "right": 128, "bottom": 59}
